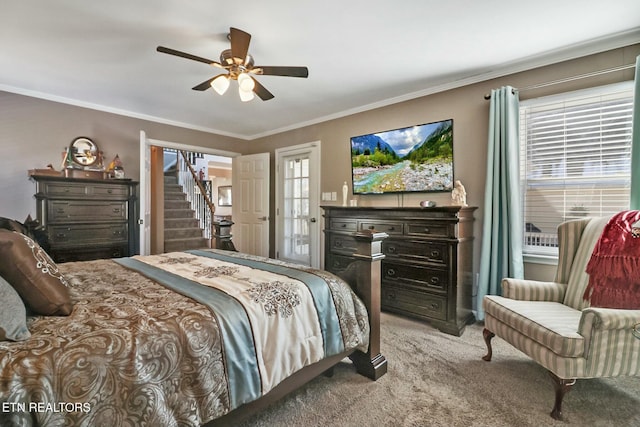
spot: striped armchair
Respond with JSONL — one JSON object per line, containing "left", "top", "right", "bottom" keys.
{"left": 482, "top": 216, "right": 640, "bottom": 420}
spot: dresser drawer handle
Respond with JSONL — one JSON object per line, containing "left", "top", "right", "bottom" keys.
{"left": 430, "top": 276, "right": 440, "bottom": 285}
{"left": 55, "top": 232, "right": 66, "bottom": 238}
{"left": 387, "top": 246, "right": 397, "bottom": 254}
{"left": 113, "top": 208, "right": 121, "bottom": 213}
{"left": 107, "top": 189, "right": 113, "bottom": 194}
{"left": 387, "top": 268, "right": 396, "bottom": 277}
{"left": 430, "top": 302, "right": 440, "bottom": 310}
{"left": 368, "top": 225, "right": 375, "bottom": 230}
{"left": 334, "top": 240, "right": 343, "bottom": 248}
{"left": 430, "top": 250, "right": 440, "bottom": 258}
{"left": 113, "top": 230, "right": 123, "bottom": 236}
{"left": 423, "top": 227, "right": 430, "bottom": 233}
{"left": 341, "top": 223, "right": 347, "bottom": 228}
{"left": 387, "top": 226, "right": 395, "bottom": 231}
{"left": 387, "top": 291, "right": 397, "bottom": 300}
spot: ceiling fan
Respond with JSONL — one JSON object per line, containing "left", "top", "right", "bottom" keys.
{"left": 157, "top": 27, "right": 309, "bottom": 102}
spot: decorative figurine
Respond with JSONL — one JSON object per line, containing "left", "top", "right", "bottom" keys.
{"left": 451, "top": 180, "right": 467, "bottom": 206}
{"left": 342, "top": 181, "right": 348, "bottom": 207}
{"left": 108, "top": 154, "right": 125, "bottom": 178}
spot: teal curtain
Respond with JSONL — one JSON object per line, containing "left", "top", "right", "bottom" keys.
{"left": 476, "top": 86, "right": 524, "bottom": 320}
{"left": 631, "top": 54, "right": 640, "bottom": 210}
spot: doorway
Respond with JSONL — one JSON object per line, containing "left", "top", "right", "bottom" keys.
{"left": 139, "top": 132, "right": 239, "bottom": 255}
{"left": 275, "top": 141, "right": 321, "bottom": 268}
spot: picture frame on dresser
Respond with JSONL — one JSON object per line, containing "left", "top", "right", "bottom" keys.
{"left": 30, "top": 175, "right": 139, "bottom": 263}
{"left": 322, "top": 205, "right": 476, "bottom": 336}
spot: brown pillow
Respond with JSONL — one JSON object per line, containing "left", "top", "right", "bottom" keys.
{"left": 0, "top": 230, "right": 72, "bottom": 316}
{"left": 0, "top": 217, "right": 29, "bottom": 235}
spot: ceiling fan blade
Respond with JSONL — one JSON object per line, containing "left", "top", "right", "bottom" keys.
{"left": 192, "top": 76, "right": 220, "bottom": 91}
{"left": 253, "top": 66, "right": 309, "bottom": 78}
{"left": 157, "top": 46, "right": 221, "bottom": 67}
{"left": 251, "top": 77, "right": 275, "bottom": 101}
{"left": 229, "top": 27, "right": 251, "bottom": 64}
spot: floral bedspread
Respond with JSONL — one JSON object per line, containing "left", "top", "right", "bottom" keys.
{"left": 0, "top": 250, "right": 369, "bottom": 427}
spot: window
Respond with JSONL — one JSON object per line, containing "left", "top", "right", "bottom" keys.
{"left": 519, "top": 82, "right": 633, "bottom": 258}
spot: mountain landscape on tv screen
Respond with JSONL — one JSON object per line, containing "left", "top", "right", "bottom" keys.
{"left": 351, "top": 120, "right": 453, "bottom": 193}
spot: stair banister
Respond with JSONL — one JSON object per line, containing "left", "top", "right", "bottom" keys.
{"left": 177, "top": 150, "right": 216, "bottom": 247}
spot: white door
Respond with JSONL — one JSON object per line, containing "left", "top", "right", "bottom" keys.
{"left": 139, "top": 131, "right": 151, "bottom": 255}
{"left": 275, "top": 142, "right": 321, "bottom": 267}
{"left": 232, "top": 153, "right": 270, "bottom": 257}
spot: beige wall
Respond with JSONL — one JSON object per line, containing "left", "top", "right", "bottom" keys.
{"left": 0, "top": 92, "right": 247, "bottom": 221}
{"left": 246, "top": 43, "right": 640, "bottom": 278}
{"left": 1, "top": 43, "right": 638, "bottom": 283}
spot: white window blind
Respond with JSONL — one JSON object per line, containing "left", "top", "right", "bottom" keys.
{"left": 519, "top": 82, "right": 633, "bottom": 256}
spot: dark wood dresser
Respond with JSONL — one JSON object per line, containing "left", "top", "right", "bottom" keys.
{"left": 322, "top": 206, "right": 476, "bottom": 336}
{"left": 32, "top": 175, "right": 138, "bottom": 262}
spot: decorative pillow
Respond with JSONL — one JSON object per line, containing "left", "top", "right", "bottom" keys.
{"left": 0, "top": 275, "right": 31, "bottom": 341}
{"left": 0, "top": 229, "right": 72, "bottom": 316}
{"left": 0, "top": 217, "right": 29, "bottom": 235}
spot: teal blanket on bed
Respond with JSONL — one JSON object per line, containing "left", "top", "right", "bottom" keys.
{"left": 115, "top": 250, "right": 344, "bottom": 410}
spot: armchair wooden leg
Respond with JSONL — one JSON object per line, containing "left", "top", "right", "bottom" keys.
{"left": 548, "top": 371, "right": 576, "bottom": 421}
{"left": 482, "top": 328, "right": 495, "bottom": 361}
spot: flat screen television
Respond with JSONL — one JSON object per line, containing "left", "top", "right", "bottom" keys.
{"left": 350, "top": 118, "right": 453, "bottom": 194}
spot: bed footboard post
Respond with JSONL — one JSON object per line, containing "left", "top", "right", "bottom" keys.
{"left": 213, "top": 219, "right": 237, "bottom": 251}
{"left": 348, "top": 230, "right": 388, "bottom": 380}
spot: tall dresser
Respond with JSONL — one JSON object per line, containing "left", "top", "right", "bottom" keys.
{"left": 322, "top": 206, "right": 476, "bottom": 336}
{"left": 32, "top": 175, "right": 138, "bottom": 262}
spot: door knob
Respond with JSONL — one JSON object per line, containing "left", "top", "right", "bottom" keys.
{"left": 310, "top": 217, "right": 317, "bottom": 223}
{"left": 258, "top": 216, "right": 269, "bottom": 221}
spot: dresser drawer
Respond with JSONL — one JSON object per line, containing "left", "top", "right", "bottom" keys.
{"left": 359, "top": 220, "right": 403, "bottom": 235}
{"left": 42, "top": 181, "right": 130, "bottom": 199}
{"left": 329, "top": 218, "right": 357, "bottom": 231}
{"left": 382, "top": 285, "right": 447, "bottom": 321}
{"left": 49, "top": 201, "right": 127, "bottom": 222}
{"left": 49, "top": 223, "right": 128, "bottom": 246}
{"left": 42, "top": 181, "right": 88, "bottom": 197}
{"left": 90, "top": 183, "right": 130, "bottom": 199}
{"left": 327, "top": 233, "right": 357, "bottom": 253}
{"left": 405, "top": 222, "right": 450, "bottom": 238}
{"left": 383, "top": 239, "right": 449, "bottom": 265}
{"left": 382, "top": 261, "right": 449, "bottom": 293}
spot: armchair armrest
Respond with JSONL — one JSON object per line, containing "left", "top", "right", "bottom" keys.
{"left": 578, "top": 308, "right": 640, "bottom": 334}
{"left": 578, "top": 309, "right": 640, "bottom": 369}
{"left": 501, "top": 278, "right": 566, "bottom": 302}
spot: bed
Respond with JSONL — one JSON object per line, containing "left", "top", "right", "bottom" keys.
{"left": 0, "top": 223, "right": 387, "bottom": 427}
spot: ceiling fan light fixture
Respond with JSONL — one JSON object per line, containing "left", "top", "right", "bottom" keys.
{"left": 238, "top": 86, "right": 255, "bottom": 102}
{"left": 210, "top": 75, "right": 230, "bottom": 95}
{"left": 157, "top": 27, "right": 308, "bottom": 102}
{"left": 237, "top": 73, "right": 255, "bottom": 92}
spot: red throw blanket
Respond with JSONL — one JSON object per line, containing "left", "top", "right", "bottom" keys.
{"left": 583, "top": 210, "right": 640, "bottom": 309}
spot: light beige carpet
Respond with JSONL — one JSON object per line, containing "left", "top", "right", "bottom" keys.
{"left": 237, "top": 312, "right": 640, "bottom": 427}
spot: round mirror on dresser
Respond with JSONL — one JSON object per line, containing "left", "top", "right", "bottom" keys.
{"left": 70, "top": 137, "right": 99, "bottom": 167}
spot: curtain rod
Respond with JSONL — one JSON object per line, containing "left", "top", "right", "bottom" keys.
{"left": 483, "top": 63, "right": 636, "bottom": 99}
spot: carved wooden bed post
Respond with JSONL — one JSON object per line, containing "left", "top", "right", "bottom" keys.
{"left": 345, "top": 230, "right": 388, "bottom": 380}
{"left": 213, "top": 220, "right": 237, "bottom": 251}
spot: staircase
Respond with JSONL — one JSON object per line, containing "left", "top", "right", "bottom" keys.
{"left": 163, "top": 174, "right": 209, "bottom": 252}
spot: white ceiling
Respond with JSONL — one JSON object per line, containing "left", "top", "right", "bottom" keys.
{"left": 1, "top": 1, "right": 639, "bottom": 140}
